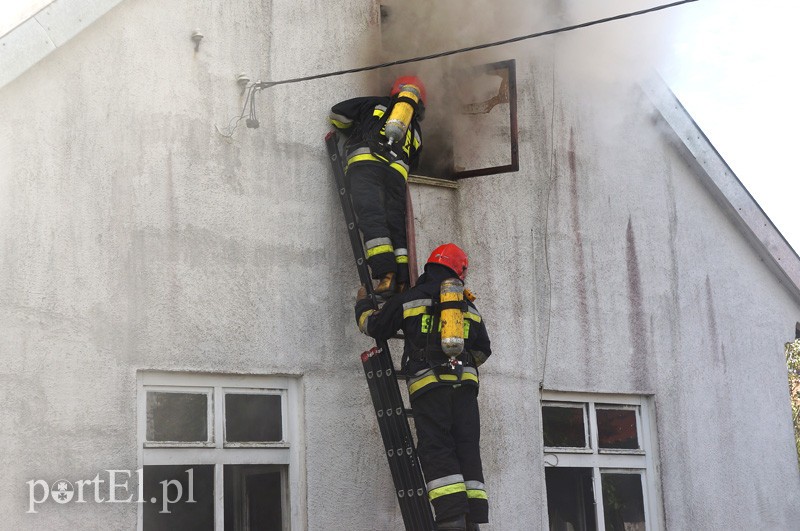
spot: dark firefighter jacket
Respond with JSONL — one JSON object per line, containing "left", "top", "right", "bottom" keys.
{"left": 354, "top": 264, "right": 491, "bottom": 399}
{"left": 330, "top": 96, "right": 423, "bottom": 181}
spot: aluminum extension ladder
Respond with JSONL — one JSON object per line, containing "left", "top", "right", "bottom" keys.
{"left": 325, "top": 131, "right": 436, "bottom": 531}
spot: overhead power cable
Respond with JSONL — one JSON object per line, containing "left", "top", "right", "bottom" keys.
{"left": 217, "top": 0, "right": 698, "bottom": 136}
{"left": 255, "top": 0, "right": 698, "bottom": 90}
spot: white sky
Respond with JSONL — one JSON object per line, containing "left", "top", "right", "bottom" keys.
{"left": 661, "top": 0, "right": 800, "bottom": 253}
{"left": 1, "top": 0, "right": 798, "bottom": 252}
{"left": 0, "top": 0, "right": 51, "bottom": 37}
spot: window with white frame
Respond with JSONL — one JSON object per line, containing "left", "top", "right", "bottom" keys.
{"left": 137, "top": 372, "right": 303, "bottom": 531}
{"left": 541, "top": 392, "right": 662, "bottom": 531}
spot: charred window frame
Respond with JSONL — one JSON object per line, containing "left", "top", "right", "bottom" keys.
{"left": 378, "top": 4, "right": 518, "bottom": 181}
{"left": 540, "top": 391, "right": 663, "bottom": 531}
{"left": 450, "top": 59, "right": 519, "bottom": 180}
{"left": 409, "top": 59, "right": 520, "bottom": 182}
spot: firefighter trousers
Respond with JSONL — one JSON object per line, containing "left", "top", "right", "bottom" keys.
{"left": 348, "top": 163, "right": 409, "bottom": 282}
{"left": 411, "top": 384, "right": 488, "bottom": 524}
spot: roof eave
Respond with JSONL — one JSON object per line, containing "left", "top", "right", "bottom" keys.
{"left": 0, "top": 0, "right": 125, "bottom": 90}
{"left": 643, "top": 76, "right": 800, "bottom": 303}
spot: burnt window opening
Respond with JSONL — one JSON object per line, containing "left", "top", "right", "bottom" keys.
{"left": 410, "top": 59, "right": 519, "bottom": 181}
{"left": 377, "top": 8, "right": 518, "bottom": 181}
{"left": 448, "top": 59, "right": 519, "bottom": 179}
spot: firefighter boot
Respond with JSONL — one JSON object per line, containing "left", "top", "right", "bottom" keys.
{"left": 436, "top": 514, "right": 466, "bottom": 531}
{"left": 374, "top": 272, "right": 396, "bottom": 297}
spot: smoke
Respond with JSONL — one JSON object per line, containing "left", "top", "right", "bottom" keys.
{"left": 379, "top": 0, "right": 685, "bottom": 91}
{"left": 557, "top": 0, "right": 684, "bottom": 87}
{"left": 377, "top": 0, "right": 691, "bottom": 172}
{"left": 379, "top": 0, "right": 558, "bottom": 97}
{"left": 378, "top": 0, "right": 557, "bottom": 175}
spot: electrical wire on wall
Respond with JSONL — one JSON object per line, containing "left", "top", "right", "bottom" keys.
{"left": 539, "top": 64, "right": 557, "bottom": 392}
{"left": 216, "top": 84, "right": 259, "bottom": 138}
{"left": 217, "top": 0, "right": 699, "bottom": 136}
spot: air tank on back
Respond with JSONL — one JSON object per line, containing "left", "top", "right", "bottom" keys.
{"left": 439, "top": 278, "right": 465, "bottom": 356}
{"left": 384, "top": 83, "right": 422, "bottom": 145}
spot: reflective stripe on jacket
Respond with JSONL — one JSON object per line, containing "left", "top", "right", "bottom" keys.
{"left": 329, "top": 96, "right": 422, "bottom": 181}
{"left": 354, "top": 267, "right": 491, "bottom": 398}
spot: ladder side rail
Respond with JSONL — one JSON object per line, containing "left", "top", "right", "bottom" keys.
{"left": 374, "top": 344, "right": 434, "bottom": 528}
{"left": 368, "top": 347, "right": 423, "bottom": 520}
{"left": 371, "top": 344, "right": 429, "bottom": 527}
{"left": 362, "top": 349, "right": 415, "bottom": 525}
{"left": 378, "top": 349, "right": 428, "bottom": 505}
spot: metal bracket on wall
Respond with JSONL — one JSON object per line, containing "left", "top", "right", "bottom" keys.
{"left": 191, "top": 30, "right": 204, "bottom": 51}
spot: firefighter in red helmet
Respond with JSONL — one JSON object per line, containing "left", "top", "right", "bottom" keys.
{"left": 355, "top": 243, "right": 492, "bottom": 530}
{"left": 330, "top": 76, "right": 426, "bottom": 296}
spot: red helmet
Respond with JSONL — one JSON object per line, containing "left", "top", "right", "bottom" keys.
{"left": 391, "top": 75, "right": 426, "bottom": 105}
{"left": 426, "top": 243, "right": 468, "bottom": 280}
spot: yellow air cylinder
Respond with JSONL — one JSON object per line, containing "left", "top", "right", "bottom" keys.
{"left": 384, "top": 85, "right": 421, "bottom": 145}
{"left": 440, "top": 278, "right": 465, "bottom": 356}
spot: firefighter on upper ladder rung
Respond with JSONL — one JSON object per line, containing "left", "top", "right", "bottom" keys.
{"left": 329, "top": 76, "right": 426, "bottom": 297}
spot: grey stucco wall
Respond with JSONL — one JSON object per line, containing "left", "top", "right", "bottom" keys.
{"left": 0, "top": 0, "right": 392, "bottom": 528}
{"left": 2, "top": 0, "right": 799, "bottom": 530}
{"left": 455, "top": 51, "right": 800, "bottom": 527}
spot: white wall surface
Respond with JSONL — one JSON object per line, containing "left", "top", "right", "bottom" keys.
{"left": 1, "top": 0, "right": 799, "bottom": 529}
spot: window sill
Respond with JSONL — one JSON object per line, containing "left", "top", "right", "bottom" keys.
{"left": 543, "top": 446, "right": 592, "bottom": 454}
{"left": 408, "top": 174, "right": 459, "bottom": 189}
{"left": 224, "top": 442, "right": 291, "bottom": 449}
{"left": 144, "top": 441, "right": 215, "bottom": 448}
{"left": 598, "top": 448, "right": 645, "bottom": 455}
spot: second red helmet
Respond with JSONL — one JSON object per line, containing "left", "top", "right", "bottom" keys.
{"left": 426, "top": 243, "right": 468, "bottom": 280}
{"left": 391, "top": 75, "right": 426, "bottom": 105}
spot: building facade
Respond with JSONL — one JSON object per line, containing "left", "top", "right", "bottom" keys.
{"left": 1, "top": 0, "right": 799, "bottom": 529}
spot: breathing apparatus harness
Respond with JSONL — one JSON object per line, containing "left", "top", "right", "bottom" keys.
{"left": 346, "top": 88, "right": 423, "bottom": 167}
{"left": 403, "top": 279, "right": 475, "bottom": 384}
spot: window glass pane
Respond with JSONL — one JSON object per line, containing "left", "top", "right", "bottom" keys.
{"left": 143, "top": 465, "right": 214, "bottom": 530}
{"left": 601, "top": 472, "right": 646, "bottom": 531}
{"left": 542, "top": 405, "right": 586, "bottom": 447}
{"left": 597, "top": 408, "right": 639, "bottom": 450}
{"left": 224, "top": 464, "right": 285, "bottom": 531}
{"left": 545, "top": 467, "right": 596, "bottom": 531}
{"left": 146, "top": 392, "right": 208, "bottom": 442}
{"left": 225, "top": 393, "right": 283, "bottom": 443}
